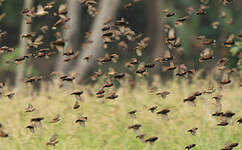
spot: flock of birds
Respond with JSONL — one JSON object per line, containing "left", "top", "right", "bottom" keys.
{"left": 0, "top": 0, "right": 241, "bottom": 149}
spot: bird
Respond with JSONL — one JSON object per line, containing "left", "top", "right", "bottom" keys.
{"left": 128, "top": 124, "right": 142, "bottom": 135}
{"left": 187, "top": 128, "right": 198, "bottom": 136}
{"left": 145, "top": 136, "right": 158, "bottom": 144}
{"left": 49, "top": 114, "right": 61, "bottom": 123}
{"left": 46, "top": 134, "right": 58, "bottom": 146}
{"left": 185, "top": 144, "right": 196, "bottom": 150}
{"left": 128, "top": 110, "right": 137, "bottom": 118}
{"left": 75, "top": 116, "right": 88, "bottom": 127}
{"left": 157, "top": 109, "right": 170, "bottom": 120}
{"left": 31, "top": 117, "right": 44, "bottom": 128}
{"left": 221, "top": 143, "right": 239, "bottom": 150}
{"left": 237, "top": 118, "right": 242, "bottom": 124}
{"left": 26, "top": 125, "right": 35, "bottom": 133}
{"left": 148, "top": 106, "right": 158, "bottom": 113}
{"left": 156, "top": 91, "right": 170, "bottom": 99}
{"left": 25, "top": 104, "right": 35, "bottom": 112}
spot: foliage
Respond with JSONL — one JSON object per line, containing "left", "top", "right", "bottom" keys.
{"left": 230, "top": 41, "right": 242, "bottom": 71}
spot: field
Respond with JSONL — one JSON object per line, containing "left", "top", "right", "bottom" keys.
{"left": 0, "top": 77, "right": 241, "bottom": 150}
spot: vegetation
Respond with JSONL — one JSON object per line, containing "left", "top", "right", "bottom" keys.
{"left": 0, "top": 0, "right": 241, "bottom": 149}
{"left": 0, "top": 78, "right": 241, "bottom": 150}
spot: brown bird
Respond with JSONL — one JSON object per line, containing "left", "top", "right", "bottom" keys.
{"left": 175, "top": 16, "right": 189, "bottom": 26}
{"left": 103, "top": 81, "right": 113, "bottom": 88}
{"left": 156, "top": 91, "right": 170, "bottom": 99}
{"left": 220, "top": 73, "right": 231, "bottom": 85}
{"left": 71, "top": 91, "right": 84, "bottom": 101}
{"left": 148, "top": 106, "right": 158, "bottom": 113}
{"left": 26, "top": 125, "right": 35, "bottom": 133}
{"left": 199, "top": 48, "right": 214, "bottom": 62}
{"left": 237, "top": 118, "right": 242, "bottom": 124}
{"left": 105, "top": 93, "right": 118, "bottom": 100}
{"left": 157, "top": 109, "right": 170, "bottom": 120}
{"left": 46, "top": 134, "right": 58, "bottom": 146}
{"left": 222, "top": 111, "right": 235, "bottom": 118}
{"left": 71, "top": 91, "right": 84, "bottom": 96}
{"left": 31, "top": 117, "right": 44, "bottom": 128}
{"left": 221, "top": 143, "right": 239, "bottom": 150}
{"left": 166, "top": 12, "right": 175, "bottom": 18}
{"left": 128, "top": 124, "right": 141, "bottom": 135}
{"left": 222, "top": 34, "right": 235, "bottom": 48}
{"left": 25, "top": 76, "right": 42, "bottom": 84}
{"left": 113, "top": 73, "right": 125, "bottom": 79}
{"left": 185, "top": 144, "right": 196, "bottom": 149}
{"left": 183, "top": 95, "right": 197, "bottom": 107}
{"left": 96, "top": 89, "right": 105, "bottom": 95}
{"left": 75, "top": 116, "right": 88, "bottom": 127}
{"left": 73, "top": 101, "right": 80, "bottom": 109}
{"left": 0, "top": 129, "right": 8, "bottom": 138}
{"left": 217, "top": 121, "right": 229, "bottom": 126}
{"left": 6, "top": 92, "right": 15, "bottom": 99}
{"left": 128, "top": 110, "right": 137, "bottom": 118}
{"left": 145, "top": 136, "right": 158, "bottom": 144}
{"left": 25, "top": 104, "right": 35, "bottom": 112}
{"left": 136, "top": 134, "right": 146, "bottom": 143}
{"left": 124, "top": 2, "right": 133, "bottom": 8}
{"left": 187, "top": 128, "right": 198, "bottom": 136}
{"left": 128, "top": 124, "right": 141, "bottom": 130}
{"left": 49, "top": 114, "right": 61, "bottom": 123}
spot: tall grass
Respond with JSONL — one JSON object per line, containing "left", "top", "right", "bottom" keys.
{"left": 0, "top": 78, "right": 241, "bottom": 150}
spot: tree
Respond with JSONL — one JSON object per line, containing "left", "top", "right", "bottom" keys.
{"left": 56, "top": 0, "right": 82, "bottom": 74}
{"left": 147, "top": 0, "right": 166, "bottom": 71}
{"left": 16, "top": 0, "right": 33, "bottom": 88}
{"left": 71, "top": 0, "right": 121, "bottom": 83}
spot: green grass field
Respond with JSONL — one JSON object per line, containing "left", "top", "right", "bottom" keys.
{"left": 0, "top": 78, "right": 241, "bottom": 150}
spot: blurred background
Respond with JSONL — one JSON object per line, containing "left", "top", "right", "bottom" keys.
{"left": 0, "top": 0, "right": 241, "bottom": 87}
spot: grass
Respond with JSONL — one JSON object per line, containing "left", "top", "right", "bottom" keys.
{"left": 0, "top": 77, "right": 241, "bottom": 150}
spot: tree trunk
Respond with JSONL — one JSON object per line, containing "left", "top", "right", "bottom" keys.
{"left": 147, "top": 0, "right": 165, "bottom": 59}
{"left": 147, "top": 0, "right": 166, "bottom": 74}
{"left": 56, "top": 0, "right": 82, "bottom": 73}
{"left": 72, "top": 0, "right": 121, "bottom": 83}
{"left": 16, "top": 0, "right": 33, "bottom": 88}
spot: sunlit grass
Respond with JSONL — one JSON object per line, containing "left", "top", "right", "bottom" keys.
{"left": 0, "top": 78, "right": 241, "bottom": 150}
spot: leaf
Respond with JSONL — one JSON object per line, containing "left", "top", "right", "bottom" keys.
{"left": 230, "top": 47, "right": 239, "bottom": 56}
